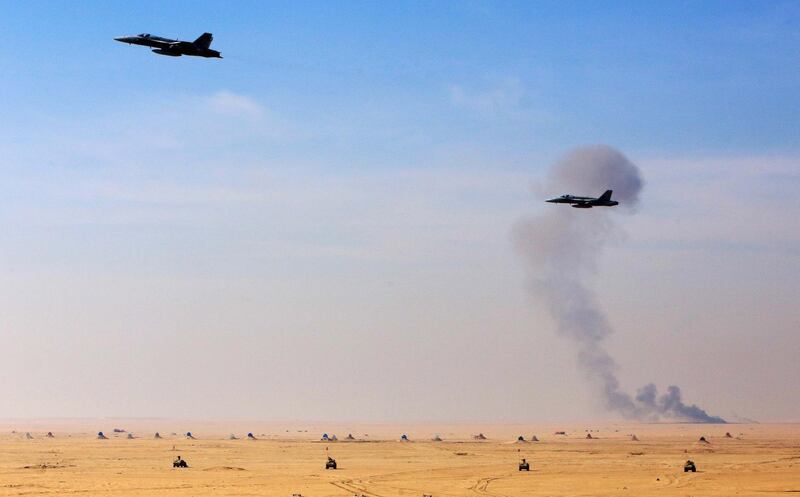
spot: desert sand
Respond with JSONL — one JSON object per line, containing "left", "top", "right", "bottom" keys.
{"left": 0, "top": 421, "right": 797, "bottom": 496}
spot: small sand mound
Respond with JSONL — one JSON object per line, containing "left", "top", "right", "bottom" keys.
{"left": 25, "top": 432, "right": 34, "bottom": 439}
{"left": 126, "top": 433, "right": 135, "bottom": 439}
{"left": 432, "top": 435, "right": 443, "bottom": 441}
{"left": 473, "top": 433, "right": 487, "bottom": 440}
{"left": 203, "top": 466, "right": 246, "bottom": 471}
{"left": 725, "top": 432, "right": 733, "bottom": 438}
{"left": 22, "top": 463, "right": 66, "bottom": 470}
{"left": 530, "top": 435, "right": 539, "bottom": 442}
{"left": 586, "top": 433, "right": 594, "bottom": 439}
{"left": 229, "top": 434, "right": 238, "bottom": 440}
{"left": 555, "top": 431, "right": 566, "bottom": 435}
{"left": 631, "top": 434, "right": 640, "bottom": 441}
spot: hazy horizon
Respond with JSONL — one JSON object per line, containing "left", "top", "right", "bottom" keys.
{"left": 1, "top": 1, "right": 798, "bottom": 423}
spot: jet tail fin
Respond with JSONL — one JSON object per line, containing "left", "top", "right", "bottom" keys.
{"left": 193, "top": 32, "right": 213, "bottom": 49}
{"left": 598, "top": 190, "right": 613, "bottom": 202}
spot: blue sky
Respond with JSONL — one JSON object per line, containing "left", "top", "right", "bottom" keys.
{"left": 0, "top": 1, "right": 798, "bottom": 421}
{"left": 3, "top": 1, "right": 800, "bottom": 157}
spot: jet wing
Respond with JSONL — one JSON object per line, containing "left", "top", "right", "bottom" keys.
{"left": 130, "top": 36, "right": 172, "bottom": 48}
{"left": 170, "top": 41, "right": 197, "bottom": 50}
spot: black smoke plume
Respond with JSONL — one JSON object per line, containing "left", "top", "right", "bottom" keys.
{"left": 513, "top": 145, "right": 725, "bottom": 423}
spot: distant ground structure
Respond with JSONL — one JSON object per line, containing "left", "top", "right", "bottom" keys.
{"left": 473, "top": 433, "right": 487, "bottom": 440}
{"left": 631, "top": 434, "right": 640, "bottom": 441}
{"left": 247, "top": 433, "right": 257, "bottom": 440}
{"left": 25, "top": 432, "right": 33, "bottom": 439}
{"left": 186, "top": 432, "right": 196, "bottom": 440}
{"left": 400, "top": 434, "right": 409, "bottom": 441}
{"left": 113, "top": 428, "right": 126, "bottom": 433}
{"left": 432, "top": 435, "right": 443, "bottom": 441}
{"left": 346, "top": 434, "right": 355, "bottom": 440}
{"left": 229, "top": 434, "right": 238, "bottom": 440}
{"left": 46, "top": 432, "right": 54, "bottom": 438}
{"left": 531, "top": 435, "right": 539, "bottom": 441}
{"left": 154, "top": 432, "right": 162, "bottom": 439}
{"left": 517, "top": 435, "right": 526, "bottom": 442}
{"left": 97, "top": 432, "right": 108, "bottom": 440}
{"left": 127, "top": 433, "right": 135, "bottom": 439}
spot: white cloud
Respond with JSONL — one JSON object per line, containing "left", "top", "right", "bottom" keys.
{"left": 206, "top": 90, "right": 266, "bottom": 120}
{"left": 449, "top": 78, "right": 524, "bottom": 114}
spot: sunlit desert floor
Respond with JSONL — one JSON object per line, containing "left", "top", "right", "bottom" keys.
{"left": 0, "top": 421, "right": 797, "bottom": 496}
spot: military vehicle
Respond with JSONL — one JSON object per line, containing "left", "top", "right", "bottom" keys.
{"left": 519, "top": 458, "right": 530, "bottom": 471}
{"left": 684, "top": 460, "right": 696, "bottom": 472}
{"left": 173, "top": 456, "right": 188, "bottom": 468}
{"left": 326, "top": 457, "right": 337, "bottom": 470}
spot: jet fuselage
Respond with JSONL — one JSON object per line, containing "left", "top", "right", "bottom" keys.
{"left": 546, "top": 190, "right": 619, "bottom": 208}
{"left": 114, "top": 33, "right": 221, "bottom": 58}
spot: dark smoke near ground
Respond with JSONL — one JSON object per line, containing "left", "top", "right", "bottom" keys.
{"left": 513, "top": 145, "right": 725, "bottom": 424}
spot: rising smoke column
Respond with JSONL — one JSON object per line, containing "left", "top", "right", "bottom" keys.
{"left": 513, "top": 145, "right": 725, "bottom": 423}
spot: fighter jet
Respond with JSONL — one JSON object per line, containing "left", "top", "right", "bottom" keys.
{"left": 114, "top": 32, "right": 221, "bottom": 58}
{"left": 546, "top": 190, "right": 618, "bottom": 208}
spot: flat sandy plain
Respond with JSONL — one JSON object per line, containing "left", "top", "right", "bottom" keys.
{"left": 1, "top": 421, "right": 797, "bottom": 496}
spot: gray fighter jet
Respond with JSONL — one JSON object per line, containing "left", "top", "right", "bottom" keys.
{"left": 114, "top": 32, "right": 221, "bottom": 58}
{"left": 546, "top": 190, "right": 618, "bottom": 208}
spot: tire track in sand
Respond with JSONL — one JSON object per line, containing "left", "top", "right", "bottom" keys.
{"left": 470, "top": 476, "right": 511, "bottom": 497}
